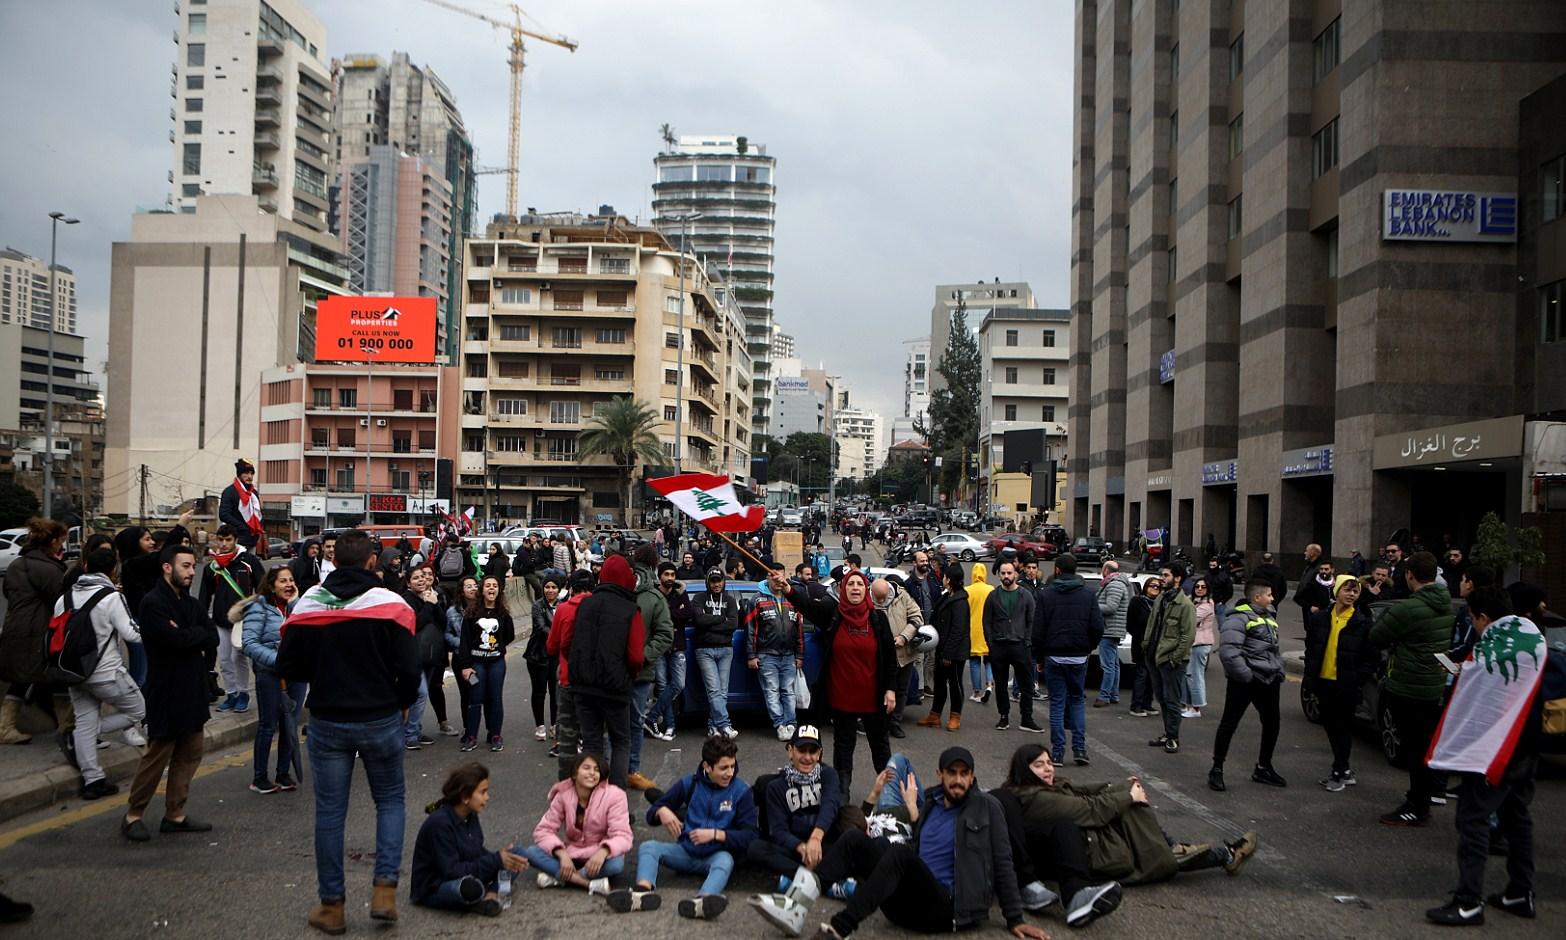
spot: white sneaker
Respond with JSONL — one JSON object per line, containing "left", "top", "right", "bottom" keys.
{"left": 587, "top": 877, "right": 611, "bottom": 896}
{"left": 123, "top": 727, "right": 147, "bottom": 747}
{"left": 534, "top": 724, "right": 548, "bottom": 741}
{"left": 536, "top": 872, "right": 560, "bottom": 889}
{"left": 1180, "top": 707, "right": 1200, "bottom": 719}
{"left": 722, "top": 726, "right": 740, "bottom": 740}
{"left": 747, "top": 893, "right": 807, "bottom": 936}
{"left": 776, "top": 725, "right": 792, "bottom": 742}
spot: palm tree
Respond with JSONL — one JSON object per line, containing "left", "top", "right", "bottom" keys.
{"left": 578, "top": 396, "right": 666, "bottom": 526}
{"left": 659, "top": 123, "right": 677, "bottom": 150}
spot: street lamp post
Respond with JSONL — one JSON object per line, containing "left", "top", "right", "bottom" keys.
{"left": 363, "top": 345, "right": 377, "bottom": 522}
{"left": 43, "top": 211, "right": 79, "bottom": 520}
{"left": 668, "top": 212, "right": 702, "bottom": 472}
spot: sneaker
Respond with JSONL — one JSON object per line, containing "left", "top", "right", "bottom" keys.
{"left": 606, "top": 888, "right": 661, "bottom": 913}
{"left": 1429, "top": 793, "right": 1448, "bottom": 806}
{"left": 80, "top": 778, "right": 120, "bottom": 800}
{"left": 1064, "top": 881, "right": 1122, "bottom": 927}
{"left": 1208, "top": 768, "right": 1226, "bottom": 791}
{"left": 489, "top": 735, "right": 505, "bottom": 752}
{"left": 1010, "top": 689, "right": 1021, "bottom": 703}
{"left": 677, "top": 894, "right": 727, "bottom": 920}
{"left": 826, "top": 879, "right": 856, "bottom": 900}
{"left": 233, "top": 692, "right": 250, "bottom": 713}
{"left": 1224, "top": 831, "right": 1259, "bottom": 874}
{"left": 658, "top": 727, "right": 678, "bottom": 741}
{"left": 1380, "top": 803, "right": 1430, "bottom": 827}
{"left": 216, "top": 694, "right": 237, "bottom": 712}
{"left": 536, "top": 872, "right": 560, "bottom": 889}
{"left": 535, "top": 725, "right": 549, "bottom": 741}
{"left": 721, "top": 726, "right": 739, "bottom": 740}
{"left": 1164, "top": 738, "right": 1179, "bottom": 753}
{"left": 587, "top": 877, "right": 611, "bottom": 896}
{"left": 1251, "top": 765, "right": 1287, "bottom": 787}
{"left": 405, "top": 740, "right": 421, "bottom": 751}
{"left": 1340, "top": 769, "right": 1358, "bottom": 786}
{"left": 460, "top": 736, "right": 479, "bottom": 753}
{"left": 1320, "top": 774, "right": 1347, "bottom": 793}
{"left": 439, "top": 721, "right": 459, "bottom": 736}
{"left": 748, "top": 893, "right": 807, "bottom": 935}
{"left": 547, "top": 743, "right": 560, "bottom": 758}
{"left": 1180, "top": 707, "right": 1201, "bottom": 719}
{"left": 275, "top": 776, "right": 299, "bottom": 791}
{"left": 1019, "top": 720, "right": 1045, "bottom": 734}
{"left": 1425, "top": 895, "right": 1485, "bottom": 926}
{"left": 981, "top": 686, "right": 993, "bottom": 704}
{"left": 418, "top": 734, "right": 435, "bottom": 746}
{"left": 123, "top": 726, "right": 147, "bottom": 747}
{"left": 995, "top": 717, "right": 1010, "bottom": 731}
{"left": 249, "top": 779, "right": 281, "bottom": 795}
{"left": 855, "top": 720, "right": 866, "bottom": 736}
{"left": 1020, "top": 880, "right": 1060, "bottom": 912}
{"left": 776, "top": 725, "right": 792, "bottom": 742}
{"left": 968, "top": 691, "right": 984, "bottom": 703}
{"left": 1128, "top": 707, "right": 1150, "bottom": 717}
{"left": 1148, "top": 735, "right": 1169, "bottom": 748}
{"left": 1484, "top": 889, "right": 1535, "bottom": 919}
{"left": 1074, "top": 752, "right": 1091, "bottom": 766}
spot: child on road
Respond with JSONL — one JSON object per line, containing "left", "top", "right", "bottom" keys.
{"left": 410, "top": 763, "right": 528, "bottom": 917}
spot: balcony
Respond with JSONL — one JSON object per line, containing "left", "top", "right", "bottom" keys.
{"left": 252, "top": 162, "right": 278, "bottom": 188}
{"left": 302, "top": 400, "right": 440, "bottom": 417}
{"left": 254, "top": 108, "right": 280, "bottom": 127}
{"left": 256, "top": 63, "right": 282, "bottom": 85}
{"left": 254, "top": 130, "right": 281, "bottom": 150}
{"left": 254, "top": 85, "right": 281, "bottom": 108}
{"left": 297, "top": 78, "right": 330, "bottom": 111}
{"left": 303, "top": 441, "right": 438, "bottom": 457}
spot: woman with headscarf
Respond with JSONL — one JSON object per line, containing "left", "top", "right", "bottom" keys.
{"left": 818, "top": 570, "right": 897, "bottom": 800}
{"left": 1302, "top": 575, "right": 1373, "bottom": 792}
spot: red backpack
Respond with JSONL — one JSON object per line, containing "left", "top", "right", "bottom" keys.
{"left": 45, "top": 587, "right": 118, "bottom": 685}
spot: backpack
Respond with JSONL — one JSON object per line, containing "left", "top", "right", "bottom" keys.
{"left": 439, "top": 545, "right": 466, "bottom": 579}
{"left": 45, "top": 587, "right": 118, "bottom": 686}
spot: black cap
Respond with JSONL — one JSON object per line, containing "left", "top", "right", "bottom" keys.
{"left": 706, "top": 567, "right": 725, "bottom": 580}
{"left": 788, "top": 724, "right": 822, "bottom": 748}
{"left": 235, "top": 457, "right": 255, "bottom": 474}
{"left": 938, "top": 746, "right": 975, "bottom": 772}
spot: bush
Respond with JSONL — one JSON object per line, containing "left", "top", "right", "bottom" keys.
{"left": 0, "top": 482, "right": 41, "bottom": 529}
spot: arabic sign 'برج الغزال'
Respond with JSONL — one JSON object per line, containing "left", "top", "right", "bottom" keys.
{"left": 1371, "top": 415, "right": 1523, "bottom": 470}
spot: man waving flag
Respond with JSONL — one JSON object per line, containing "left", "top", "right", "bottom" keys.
{"left": 647, "top": 472, "right": 764, "bottom": 533}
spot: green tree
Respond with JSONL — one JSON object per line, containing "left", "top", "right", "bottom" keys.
{"left": 0, "top": 481, "right": 40, "bottom": 528}
{"left": 918, "top": 298, "right": 982, "bottom": 499}
{"left": 577, "top": 397, "right": 666, "bottom": 525}
{"left": 1470, "top": 510, "right": 1546, "bottom": 573}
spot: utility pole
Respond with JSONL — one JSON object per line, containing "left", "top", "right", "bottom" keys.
{"left": 43, "top": 211, "right": 79, "bottom": 519}
{"left": 138, "top": 463, "right": 149, "bottom": 522}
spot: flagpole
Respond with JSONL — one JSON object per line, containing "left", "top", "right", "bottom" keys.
{"left": 707, "top": 527, "right": 771, "bottom": 574}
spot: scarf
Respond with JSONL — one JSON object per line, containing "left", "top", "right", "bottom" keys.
{"left": 783, "top": 762, "right": 822, "bottom": 790}
{"left": 1315, "top": 572, "right": 1335, "bottom": 590}
{"left": 233, "top": 477, "right": 264, "bottom": 539}
{"left": 838, "top": 571, "right": 872, "bottom": 635}
{"left": 210, "top": 550, "right": 239, "bottom": 569}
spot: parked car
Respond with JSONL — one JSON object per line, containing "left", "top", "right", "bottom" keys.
{"left": 678, "top": 580, "right": 826, "bottom": 719}
{"left": 267, "top": 537, "right": 296, "bottom": 560}
{"left": 781, "top": 509, "right": 803, "bottom": 527}
{"left": 501, "top": 524, "right": 585, "bottom": 545}
{"left": 1069, "top": 536, "right": 1114, "bottom": 564}
{"left": 0, "top": 527, "right": 26, "bottom": 574}
{"left": 978, "top": 515, "right": 1010, "bottom": 531}
{"left": 926, "top": 532, "right": 993, "bottom": 562}
{"left": 986, "top": 532, "right": 1053, "bottom": 558}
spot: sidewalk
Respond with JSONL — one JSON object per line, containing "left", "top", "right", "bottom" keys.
{"left": 0, "top": 702, "right": 257, "bottom": 823}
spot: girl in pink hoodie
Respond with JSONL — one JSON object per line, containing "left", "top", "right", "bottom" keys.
{"left": 522, "top": 753, "right": 633, "bottom": 894}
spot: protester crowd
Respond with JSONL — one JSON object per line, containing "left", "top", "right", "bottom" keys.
{"left": 0, "top": 476, "right": 1557, "bottom": 933}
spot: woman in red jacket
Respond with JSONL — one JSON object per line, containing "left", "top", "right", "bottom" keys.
{"left": 818, "top": 570, "right": 898, "bottom": 801}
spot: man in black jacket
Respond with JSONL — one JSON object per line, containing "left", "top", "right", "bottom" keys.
{"left": 567, "top": 554, "right": 645, "bottom": 789}
{"left": 692, "top": 569, "right": 742, "bottom": 739}
{"left": 290, "top": 538, "right": 323, "bottom": 592}
{"left": 277, "top": 530, "right": 423, "bottom": 934}
{"left": 219, "top": 458, "right": 264, "bottom": 552}
{"left": 1035, "top": 554, "right": 1105, "bottom": 766}
{"left": 124, "top": 544, "right": 220, "bottom": 843}
{"left": 1253, "top": 553, "right": 1288, "bottom": 610}
{"left": 985, "top": 561, "right": 1043, "bottom": 734}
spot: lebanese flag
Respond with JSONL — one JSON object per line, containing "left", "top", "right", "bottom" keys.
{"left": 281, "top": 583, "right": 416, "bottom": 638}
{"left": 647, "top": 472, "right": 765, "bottom": 533}
{"left": 234, "top": 477, "right": 264, "bottom": 540}
{"left": 1427, "top": 615, "right": 1546, "bottom": 785}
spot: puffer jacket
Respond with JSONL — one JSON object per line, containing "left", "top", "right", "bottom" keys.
{"left": 532, "top": 778, "right": 634, "bottom": 862}
{"left": 1370, "top": 583, "right": 1454, "bottom": 703}
{"left": 1217, "top": 601, "right": 1284, "bottom": 685}
{"left": 241, "top": 595, "right": 288, "bottom": 670}
{"left": 881, "top": 585, "right": 925, "bottom": 667}
{"left": 0, "top": 549, "right": 66, "bottom": 685}
{"left": 1034, "top": 574, "right": 1105, "bottom": 658}
{"left": 1096, "top": 573, "right": 1132, "bottom": 640}
{"left": 932, "top": 588, "right": 971, "bottom": 663}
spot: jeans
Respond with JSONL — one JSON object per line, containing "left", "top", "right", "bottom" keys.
{"left": 1151, "top": 661, "right": 1188, "bottom": 741}
{"left": 463, "top": 658, "right": 506, "bottom": 741}
{"left": 405, "top": 673, "right": 430, "bottom": 744}
{"left": 252, "top": 668, "right": 305, "bottom": 783}
{"left": 634, "top": 840, "right": 734, "bottom": 895}
{"left": 576, "top": 693, "right": 631, "bottom": 788}
{"left": 877, "top": 752, "right": 916, "bottom": 810}
{"left": 989, "top": 642, "right": 1035, "bottom": 723}
{"left": 69, "top": 672, "right": 146, "bottom": 785}
{"left": 307, "top": 713, "right": 406, "bottom": 900}
{"left": 1454, "top": 755, "right": 1536, "bottom": 901}
{"left": 694, "top": 647, "right": 734, "bottom": 731}
{"left": 423, "top": 875, "right": 491, "bottom": 910}
{"left": 627, "top": 681, "right": 654, "bottom": 775}
{"left": 651, "top": 651, "right": 686, "bottom": 732}
{"left": 968, "top": 655, "right": 993, "bottom": 693}
{"left": 1186, "top": 644, "right": 1212, "bottom": 708}
{"left": 1211, "top": 678, "right": 1281, "bottom": 769}
{"left": 757, "top": 654, "right": 797, "bottom": 729}
{"left": 523, "top": 844, "right": 626, "bottom": 880}
{"left": 1096, "top": 637, "right": 1122, "bottom": 701}
{"left": 1044, "top": 660, "right": 1088, "bottom": 760}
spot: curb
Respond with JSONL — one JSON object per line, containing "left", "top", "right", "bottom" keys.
{"left": 0, "top": 710, "right": 258, "bottom": 823}
{"left": 1283, "top": 649, "right": 1305, "bottom": 678}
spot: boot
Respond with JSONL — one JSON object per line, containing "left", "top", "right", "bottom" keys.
{"left": 369, "top": 879, "right": 398, "bottom": 922}
{"left": 747, "top": 867, "right": 820, "bottom": 937}
{"left": 307, "top": 899, "right": 346, "bottom": 935}
{"left": 52, "top": 696, "right": 74, "bottom": 733}
{"left": 0, "top": 699, "right": 32, "bottom": 745}
{"left": 915, "top": 712, "right": 941, "bottom": 728}
{"left": 946, "top": 713, "right": 962, "bottom": 732}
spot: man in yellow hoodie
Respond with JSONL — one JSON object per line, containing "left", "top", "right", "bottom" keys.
{"left": 966, "top": 564, "right": 995, "bottom": 703}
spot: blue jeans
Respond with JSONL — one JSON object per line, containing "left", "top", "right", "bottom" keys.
{"left": 694, "top": 647, "right": 733, "bottom": 731}
{"left": 464, "top": 658, "right": 506, "bottom": 741}
{"left": 876, "top": 752, "right": 917, "bottom": 811}
{"left": 522, "top": 844, "right": 626, "bottom": 880}
{"left": 424, "top": 875, "right": 491, "bottom": 909}
{"left": 968, "top": 655, "right": 992, "bottom": 692}
{"left": 757, "top": 654, "right": 797, "bottom": 729}
{"left": 1097, "top": 637, "right": 1122, "bottom": 702}
{"left": 405, "top": 673, "right": 429, "bottom": 744}
{"left": 628, "top": 680, "right": 654, "bottom": 774}
{"left": 252, "top": 668, "right": 305, "bottom": 783}
{"left": 1187, "top": 644, "right": 1212, "bottom": 708}
{"left": 1044, "top": 660, "right": 1088, "bottom": 760}
{"left": 651, "top": 652, "right": 686, "bottom": 731}
{"left": 635, "top": 841, "right": 734, "bottom": 895}
{"left": 308, "top": 713, "right": 406, "bottom": 900}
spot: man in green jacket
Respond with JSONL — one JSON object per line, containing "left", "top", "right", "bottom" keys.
{"left": 1143, "top": 561, "right": 1195, "bottom": 754}
{"left": 1369, "top": 551, "right": 1453, "bottom": 827}
{"left": 628, "top": 545, "right": 675, "bottom": 791}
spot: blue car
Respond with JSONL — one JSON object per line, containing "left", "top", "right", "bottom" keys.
{"left": 676, "top": 581, "right": 827, "bottom": 717}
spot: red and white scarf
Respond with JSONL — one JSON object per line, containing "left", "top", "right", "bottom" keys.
{"left": 234, "top": 476, "right": 264, "bottom": 540}
{"left": 282, "top": 583, "right": 416, "bottom": 638}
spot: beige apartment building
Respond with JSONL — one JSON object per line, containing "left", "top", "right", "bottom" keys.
{"left": 978, "top": 308, "right": 1070, "bottom": 508}
{"left": 458, "top": 211, "right": 752, "bottom": 525}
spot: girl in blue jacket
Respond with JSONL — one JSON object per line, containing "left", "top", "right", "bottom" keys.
{"left": 410, "top": 763, "right": 528, "bottom": 916}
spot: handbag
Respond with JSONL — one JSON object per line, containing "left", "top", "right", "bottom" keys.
{"left": 793, "top": 668, "right": 812, "bottom": 710}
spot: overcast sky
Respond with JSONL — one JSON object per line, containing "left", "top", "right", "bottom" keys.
{"left": 0, "top": 0, "right": 1073, "bottom": 422}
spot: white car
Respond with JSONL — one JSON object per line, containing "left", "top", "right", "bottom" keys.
{"left": 927, "top": 532, "right": 993, "bottom": 562}
{"left": 781, "top": 509, "right": 803, "bottom": 527}
{"left": 0, "top": 527, "right": 25, "bottom": 574}
{"left": 1078, "top": 571, "right": 1160, "bottom": 667}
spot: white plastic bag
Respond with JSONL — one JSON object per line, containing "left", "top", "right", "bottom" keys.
{"left": 794, "top": 669, "right": 812, "bottom": 710}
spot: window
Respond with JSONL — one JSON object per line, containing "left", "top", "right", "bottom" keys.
{"left": 310, "top": 427, "right": 329, "bottom": 446}
{"left": 551, "top": 327, "right": 581, "bottom": 348}
{"left": 1167, "top": 247, "right": 1177, "bottom": 285}
{"left": 1544, "top": 154, "right": 1565, "bottom": 223}
{"left": 546, "top": 438, "right": 579, "bottom": 460}
{"left": 737, "top": 165, "right": 771, "bottom": 183}
{"left": 495, "top": 398, "right": 527, "bottom": 415}
{"left": 186, "top": 75, "right": 204, "bottom": 90}
{"left": 187, "top": 43, "right": 204, "bottom": 67}
{"left": 592, "top": 491, "right": 623, "bottom": 508}
{"left": 1228, "top": 195, "right": 1243, "bottom": 240}
{"left": 335, "top": 467, "right": 355, "bottom": 490}
{"left": 389, "top": 469, "right": 410, "bottom": 490}
{"left": 310, "top": 468, "right": 327, "bottom": 488}
{"left": 1043, "top": 368, "right": 1057, "bottom": 384}
{"left": 1169, "top": 110, "right": 1179, "bottom": 150}
{"left": 498, "top": 324, "right": 530, "bottom": 341}
{"left": 312, "top": 388, "right": 331, "bottom": 407}
{"left": 549, "top": 401, "right": 581, "bottom": 424}
{"left": 184, "top": 120, "right": 201, "bottom": 134}
{"left": 1005, "top": 329, "right": 1019, "bottom": 346}
{"left": 596, "top": 328, "right": 625, "bottom": 344}
{"left": 338, "top": 387, "right": 357, "bottom": 408}
{"left": 1170, "top": 43, "right": 1179, "bottom": 82}
{"left": 465, "top": 434, "right": 484, "bottom": 452}
{"left": 392, "top": 432, "right": 412, "bottom": 454}
{"left": 188, "top": 12, "right": 206, "bottom": 33}
{"left": 1004, "top": 404, "right": 1017, "bottom": 421}
{"left": 1313, "top": 17, "right": 1341, "bottom": 83}
{"left": 664, "top": 295, "right": 681, "bottom": 314}
{"left": 596, "top": 289, "right": 628, "bottom": 308}
{"left": 1327, "top": 227, "right": 1340, "bottom": 279}
{"left": 1541, "top": 280, "right": 1564, "bottom": 343}
{"left": 550, "top": 364, "right": 580, "bottom": 386}
{"left": 1042, "top": 405, "right": 1056, "bottom": 422}
{"left": 659, "top": 165, "right": 694, "bottom": 183}
{"left": 181, "top": 184, "right": 200, "bottom": 197}
{"left": 664, "top": 369, "right": 679, "bottom": 385}
{"left": 493, "top": 434, "right": 527, "bottom": 452}
{"left": 1004, "top": 367, "right": 1018, "bottom": 384}
{"left": 1168, "top": 176, "right": 1178, "bottom": 216}
{"left": 552, "top": 289, "right": 584, "bottom": 310}
{"left": 665, "top": 332, "right": 680, "bottom": 349}
{"left": 1229, "top": 33, "right": 1244, "bottom": 80}
{"left": 599, "top": 257, "right": 630, "bottom": 274}
{"left": 1042, "top": 330, "right": 1056, "bottom": 347}
{"left": 664, "top": 405, "right": 677, "bottom": 421}
{"left": 594, "top": 367, "right": 625, "bottom": 381}
{"left": 1228, "top": 114, "right": 1243, "bottom": 160}
{"left": 697, "top": 165, "right": 730, "bottom": 182}
{"left": 186, "top": 97, "right": 203, "bottom": 112}
{"left": 499, "top": 286, "right": 531, "bottom": 305}
{"left": 1312, "top": 118, "right": 1339, "bottom": 177}
{"left": 336, "top": 427, "right": 355, "bottom": 447}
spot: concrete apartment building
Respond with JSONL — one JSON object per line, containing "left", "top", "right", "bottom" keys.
{"left": 457, "top": 211, "right": 752, "bottom": 525}
{"left": 170, "top": 0, "right": 334, "bottom": 234}
{"left": 770, "top": 376, "right": 828, "bottom": 439}
{"left": 890, "top": 336, "right": 931, "bottom": 448}
{"left": 105, "top": 195, "right": 348, "bottom": 517}
{"left": 978, "top": 307, "right": 1070, "bottom": 503}
{"left": 337, "top": 146, "right": 453, "bottom": 319}
{"left": 0, "top": 247, "right": 76, "bottom": 333}
{"left": 928, "top": 281, "right": 1035, "bottom": 398}
{"left": 1069, "top": 0, "right": 1566, "bottom": 564}
{"left": 835, "top": 407, "right": 883, "bottom": 481}
{"left": 770, "top": 325, "right": 795, "bottom": 360}
{"left": 0, "top": 321, "right": 101, "bottom": 516}
{"left": 257, "top": 361, "right": 460, "bottom": 532}
{"left": 334, "top": 52, "right": 477, "bottom": 360}
{"left": 653, "top": 135, "right": 778, "bottom": 435}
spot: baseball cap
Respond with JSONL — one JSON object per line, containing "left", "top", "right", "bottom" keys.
{"left": 938, "top": 746, "right": 975, "bottom": 772}
{"left": 706, "top": 567, "right": 726, "bottom": 580}
{"left": 789, "top": 725, "right": 822, "bottom": 748}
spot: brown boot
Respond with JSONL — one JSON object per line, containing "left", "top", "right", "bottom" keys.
{"left": 307, "top": 899, "right": 346, "bottom": 935}
{"left": 0, "top": 700, "right": 32, "bottom": 745}
{"left": 946, "top": 713, "right": 961, "bottom": 732}
{"left": 370, "top": 880, "right": 398, "bottom": 922}
{"left": 915, "top": 712, "right": 941, "bottom": 728}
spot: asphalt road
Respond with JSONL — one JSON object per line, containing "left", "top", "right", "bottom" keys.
{"left": 0, "top": 547, "right": 1561, "bottom": 938}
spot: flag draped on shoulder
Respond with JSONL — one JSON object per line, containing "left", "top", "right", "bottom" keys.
{"left": 646, "top": 472, "right": 764, "bottom": 534}
{"left": 282, "top": 584, "right": 417, "bottom": 637}
{"left": 1427, "top": 614, "right": 1546, "bottom": 784}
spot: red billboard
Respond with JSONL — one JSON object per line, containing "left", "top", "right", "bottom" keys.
{"left": 315, "top": 296, "right": 438, "bottom": 364}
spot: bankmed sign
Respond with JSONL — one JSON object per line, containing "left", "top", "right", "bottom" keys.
{"left": 1383, "top": 190, "right": 1517, "bottom": 243}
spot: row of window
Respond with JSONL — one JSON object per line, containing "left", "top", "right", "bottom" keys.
{"left": 659, "top": 164, "right": 772, "bottom": 184}
{"left": 1002, "top": 329, "right": 1058, "bottom": 347}
{"left": 1001, "top": 367, "right": 1059, "bottom": 385}
{"left": 1001, "top": 405, "right": 1057, "bottom": 422}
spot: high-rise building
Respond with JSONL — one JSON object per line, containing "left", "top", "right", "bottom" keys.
{"left": 457, "top": 210, "right": 751, "bottom": 524}
{"left": 928, "top": 281, "right": 1034, "bottom": 398}
{"left": 334, "top": 52, "right": 477, "bottom": 360}
{"left": 977, "top": 308, "right": 1069, "bottom": 504}
{"left": 0, "top": 318, "right": 102, "bottom": 516}
{"left": 169, "top": 0, "right": 334, "bottom": 234}
{"left": 902, "top": 336, "right": 930, "bottom": 421}
{"left": 769, "top": 325, "right": 795, "bottom": 360}
{"left": 0, "top": 248, "right": 76, "bottom": 334}
{"left": 834, "top": 407, "right": 883, "bottom": 480}
{"left": 1069, "top": 1, "right": 1566, "bottom": 561}
{"left": 337, "top": 146, "right": 453, "bottom": 317}
{"left": 653, "top": 134, "right": 778, "bottom": 435}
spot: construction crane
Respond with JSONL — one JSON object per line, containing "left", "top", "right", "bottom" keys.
{"left": 420, "top": 0, "right": 577, "bottom": 219}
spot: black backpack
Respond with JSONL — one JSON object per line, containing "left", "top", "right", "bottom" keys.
{"left": 45, "top": 587, "right": 119, "bottom": 685}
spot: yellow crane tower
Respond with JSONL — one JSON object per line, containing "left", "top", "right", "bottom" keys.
{"left": 420, "top": 0, "right": 578, "bottom": 219}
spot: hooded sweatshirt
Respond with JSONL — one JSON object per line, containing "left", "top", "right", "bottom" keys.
{"left": 53, "top": 572, "right": 141, "bottom": 684}
{"left": 645, "top": 761, "right": 758, "bottom": 858}
{"left": 567, "top": 556, "right": 646, "bottom": 701}
{"left": 1034, "top": 573, "right": 1105, "bottom": 660}
{"left": 967, "top": 564, "right": 994, "bottom": 657}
